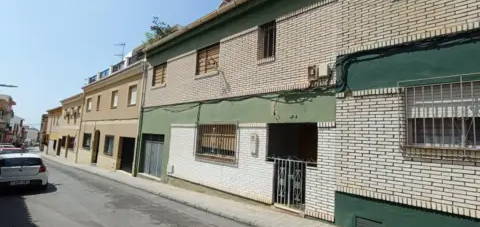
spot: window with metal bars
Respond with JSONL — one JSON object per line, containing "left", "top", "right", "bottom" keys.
{"left": 195, "top": 124, "right": 237, "bottom": 163}
{"left": 405, "top": 81, "right": 480, "bottom": 150}
{"left": 152, "top": 63, "right": 167, "bottom": 86}
{"left": 258, "top": 21, "right": 276, "bottom": 59}
{"left": 196, "top": 43, "right": 220, "bottom": 75}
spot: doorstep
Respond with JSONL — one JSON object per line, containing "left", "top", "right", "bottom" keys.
{"left": 41, "top": 154, "right": 335, "bottom": 227}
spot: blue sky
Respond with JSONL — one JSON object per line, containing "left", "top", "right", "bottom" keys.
{"left": 0, "top": 0, "right": 220, "bottom": 127}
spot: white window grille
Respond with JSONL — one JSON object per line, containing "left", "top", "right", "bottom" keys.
{"left": 404, "top": 80, "right": 480, "bottom": 150}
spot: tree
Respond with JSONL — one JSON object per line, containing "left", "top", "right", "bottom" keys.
{"left": 145, "top": 17, "right": 178, "bottom": 43}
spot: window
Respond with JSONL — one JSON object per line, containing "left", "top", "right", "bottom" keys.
{"left": 128, "top": 85, "right": 137, "bottom": 106}
{"left": 104, "top": 135, "right": 114, "bottom": 156}
{"left": 67, "top": 136, "right": 75, "bottom": 149}
{"left": 258, "top": 21, "right": 276, "bottom": 59}
{"left": 196, "top": 43, "right": 220, "bottom": 75}
{"left": 82, "top": 133, "right": 92, "bottom": 149}
{"left": 111, "top": 90, "right": 119, "bottom": 108}
{"left": 96, "top": 95, "right": 101, "bottom": 111}
{"left": 196, "top": 124, "right": 237, "bottom": 163}
{"left": 86, "top": 98, "right": 92, "bottom": 112}
{"left": 405, "top": 81, "right": 480, "bottom": 149}
{"left": 152, "top": 63, "right": 167, "bottom": 86}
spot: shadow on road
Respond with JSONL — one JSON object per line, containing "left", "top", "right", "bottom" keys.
{"left": 0, "top": 184, "right": 58, "bottom": 227}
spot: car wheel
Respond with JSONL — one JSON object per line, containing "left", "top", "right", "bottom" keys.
{"left": 39, "top": 183, "right": 48, "bottom": 191}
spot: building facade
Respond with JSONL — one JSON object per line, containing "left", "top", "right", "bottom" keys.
{"left": 137, "top": 0, "right": 480, "bottom": 226}
{"left": 50, "top": 93, "right": 84, "bottom": 162}
{"left": 39, "top": 114, "right": 48, "bottom": 151}
{"left": 9, "top": 116, "right": 26, "bottom": 147}
{"left": 0, "top": 94, "right": 15, "bottom": 143}
{"left": 45, "top": 106, "right": 62, "bottom": 155}
{"left": 76, "top": 51, "right": 144, "bottom": 173}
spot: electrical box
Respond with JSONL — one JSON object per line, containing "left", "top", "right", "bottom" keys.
{"left": 307, "top": 63, "right": 331, "bottom": 82}
{"left": 250, "top": 133, "right": 259, "bottom": 156}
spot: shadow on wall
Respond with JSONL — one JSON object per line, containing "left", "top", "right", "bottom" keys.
{"left": 0, "top": 184, "right": 58, "bottom": 227}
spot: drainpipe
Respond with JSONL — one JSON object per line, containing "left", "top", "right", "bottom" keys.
{"left": 75, "top": 100, "right": 85, "bottom": 164}
{"left": 132, "top": 59, "right": 148, "bottom": 177}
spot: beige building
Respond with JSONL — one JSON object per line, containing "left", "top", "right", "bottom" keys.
{"left": 77, "top": 53, "right": 144, "bottom": 173}
{"left": 59, "top": 94, "right": 83, "bottom": 162}
{"left": 45, "top": 106, "right": 62, "bottom": 156}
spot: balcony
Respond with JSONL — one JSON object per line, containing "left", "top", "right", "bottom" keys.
{"left": 88, "top": 75, "right": 97, "bottom": 84}
{"left": 98, "top": 69, "right": 110, "bottom": 79}
{"left": 111, "top": 61, "right": 125, "bottom": 73}
{"left": 128, "top": 52, "right": 144, "bottom": 66}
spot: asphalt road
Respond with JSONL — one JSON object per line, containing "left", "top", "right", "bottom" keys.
{"left": 0, "top": 159, "right": 248, "bottom": 227}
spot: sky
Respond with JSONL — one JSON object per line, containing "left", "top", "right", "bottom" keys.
{"left": 0, "top": 0, "right": 220, "bottom": 128}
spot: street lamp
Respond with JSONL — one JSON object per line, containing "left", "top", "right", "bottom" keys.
{"left": 0, "top": 84, "right": 17, "bottom": 88}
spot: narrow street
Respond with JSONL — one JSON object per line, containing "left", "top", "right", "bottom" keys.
{"left": 0, "top": 158, "right": 248, "bottom": 227}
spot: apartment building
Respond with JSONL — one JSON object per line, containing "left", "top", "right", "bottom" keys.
{"left": 0, "top": 94, "right": 15, "bottom": 143}
{"left": 56, "top": 94, "right": 83, "bottom": 162}
{"left": 9, "top": 116, "right": 25, "bottom": 146}
{"left": 76, "top": 50, "right": 144, "bottom": 173}
{"left": 39, "top": 114, "right": 48, "bottom": 151}
{"left": 45, "top": 106, "right": 62, "bottom": 155}
{"left": 135, "top": 0, "right": 480, "bottom": 226}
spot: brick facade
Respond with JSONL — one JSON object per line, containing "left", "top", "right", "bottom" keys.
{"left": 142, "top": 0, "right": 480, "bottom": 222}
{"left": 335, "top": 91, "right": 480, "bottom": 219}
{"left": 143, "top": 0, "right": 340, "bottom": 107}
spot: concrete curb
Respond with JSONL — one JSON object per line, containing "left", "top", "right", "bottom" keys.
{"left": 42, "top": 155, "right": 259, "bottom": 226}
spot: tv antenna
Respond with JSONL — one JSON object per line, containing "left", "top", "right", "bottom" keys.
{"left": 114, "top": 43, "right": 126, "bottom": 59}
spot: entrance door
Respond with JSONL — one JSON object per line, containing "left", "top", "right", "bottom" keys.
{"left": 119, "top": 137, "right": 135, "bottom": 173}
{"left": 141, "top": 134, "right": 164, "bottom": 177}
{"left": 91, "top": 130, "right": 100, "bottom": 164}
{"left": 56, "top": 139, "right": 61, "bottom": 156}
{"left": 268, "top": 123, "right": 317, "bottom": 212}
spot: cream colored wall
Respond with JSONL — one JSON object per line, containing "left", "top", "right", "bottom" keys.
{"left": 77, "top": 120, "right": 138, "bottom": 171}
{"left": 77, "top": 70, "right": 143, "bottom": 171}
{"left": 83, "top": 74, "right": 142, "bottom": 122}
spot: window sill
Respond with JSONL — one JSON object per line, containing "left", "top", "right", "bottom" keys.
{"left": 195, "top": 70, "right": 219, "bottom": 80}
{"left": 402, "top": 144, "right": 480, "bottom": 152}
{"left": 151, "top": 83, "right": 167, "bottom": 90}
{"left": 127, "top": 104, "right": 137, "bottom": 107}
{"left": 195, "top": 154, "right": 237, "bottom": 166}
{"left": 257, "top": 56, "right": 275, "bottom": 65}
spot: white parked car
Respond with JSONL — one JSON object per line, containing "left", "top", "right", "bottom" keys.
{"left": 0, "top": 144, "right": 15, "bottom": 149}
{"left": 0, "top": 153, "right": 48, "bottom": 190}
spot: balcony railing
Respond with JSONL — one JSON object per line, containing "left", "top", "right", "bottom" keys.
{"left": 88, "top": 75, "right": 97, "bottom": 84}
{"left": 98, "top": 69, "right": 110, "bottom": 79}
{"left": 128, "top": 52, "right": 144, "bottom": 66}
{"left": 112, "top": 61, "right": 125, "bottom": 73}
{"left": 86, "top": 51, "right": 143, "bottom": 85}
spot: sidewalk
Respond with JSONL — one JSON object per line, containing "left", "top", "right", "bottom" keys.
{"left": 42, "top": 153, "right": 335, "bottom": 227}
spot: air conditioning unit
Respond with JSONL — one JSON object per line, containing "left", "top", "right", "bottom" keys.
{"left": 308, "top": 63, "right": 332, "bottom": 82}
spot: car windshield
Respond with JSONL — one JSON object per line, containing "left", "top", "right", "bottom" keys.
{"left": 0, "top": 158, "right": 43, "bottom": 167}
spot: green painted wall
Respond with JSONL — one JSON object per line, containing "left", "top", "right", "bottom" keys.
{"left": 139, "top": 91, "right": 335, "bottom": 178}
{"left": 335, "top": 192, "right": 480, "bottom": 227}
{"left": 339, "top": 38, "right": 480, "bottom": 91}
{"left": 147, "top": 0, "right": 326, "bottom": 66}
